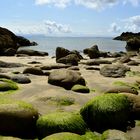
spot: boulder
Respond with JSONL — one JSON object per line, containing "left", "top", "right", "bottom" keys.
{"left": 0, "top": 79, "right": 18, "bottom": 91}
{"left": 119, "top": 55, "right": 131, "bottom": 63}
{"left": 104, "top": 86, "right": 138, "bottom": 95}
{"left": 0, "top": 98, "right": 38, "bottom": 138}
{"left": 126, "top": 38, "right": 140, "bottom": 52}
{"left": 56, "top": 47, "right": 70, "bottom": 61}
{"left": 16, "top": 49, "right": 48, "bottom": 56}
{"left": 57, "top": 54, "right": 79, "bottom": 66}
{"left": 80, "top": 94, "right": 132, "bottom": 132}
{"left": 48, "top": 69, "right": 86, "bottom": 90}
{"left": 11, "top": 75, "right": 31, "bottom": 84}
{"left": 0, "top": 27, "right": 37, "bottom": 56}
{"left": 71, "top": 84, "right": 90, "bottom": 93}
{"left": 43, "top": 132, "right": 83, "bottom": 140}
{"left": 102, "top": 129, "right": 133, "bottom": 140}
{"left": 127, "top": 60, "right": 139, "bottom": 66}
{"left": 36, "top": 112, "right": 87, "bottom": 139}
{"left": 0, "top": 60, "right": 24, "bottom": 68}
{"left": 23, "top": 67, "right": 44, "bottom": 75}
{"left": 87, "top": 45, "right": 100, "bottom": 59}
{"left": 41, "top": 64, "right": 70, "bottom": 70}
{"left": 68, "top": 66, "right": 80, "bottom": 71}
{"left": 100, "top": 64, "right": 130, "bottom": 78}
{"left": 121, "top": 93, "right": 140, "bottom": 120}
{"left": 70, "top": 50, "right": 83, "bottom": 60}
{"left": 0, "top": 74, "right": 11, "bottom": 79}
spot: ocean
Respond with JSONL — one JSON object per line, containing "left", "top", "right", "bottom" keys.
{"left": 23, "top": 36, "right": 126, "bottom": 56}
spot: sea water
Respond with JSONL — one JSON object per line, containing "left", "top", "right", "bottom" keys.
{"left": 23, "top": 36, "right": 126, "bottom": 56}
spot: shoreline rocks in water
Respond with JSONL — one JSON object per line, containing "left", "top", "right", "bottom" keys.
{"left": 0, "top": 27, "right": 38, "bottom": 56}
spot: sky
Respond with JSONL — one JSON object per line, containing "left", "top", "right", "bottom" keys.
{"left": 0, "top": 0, "right": 140, "bottom": 37}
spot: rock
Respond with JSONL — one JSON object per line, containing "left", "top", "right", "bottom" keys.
{"left": 127, "top": 60, "right": 139, "bottom": 66}
{"left": 0, "top": 27, "right": 18, "bottom": 55}
{"left": 119, "top": 55, "right": 131, "bottom": 63}
{"left": 11, "top": 75, "right": 31, "bottom": 84}
{"left": 100, "top": 64, "right": 130, "bottom": 78}
{"left": 0, "top": 98, "right": 38, "bottom": 138}
{"left": 17, "top": 36, "right": 37, "bottom": 46}
{"left": 48, "top": 69, "right": 86, "bottom": 90}
{"left": 28, "top": 61, "right": 42, "bottom": 64}
{"left": 0, "top": 136, "right": 22, "bottom": 140}
{"left": 68, "top": 66, "right": 80, "bottom": 71}
{"left": 0, "top": 27, "right": 37, "bottom": 56}
{"left": 0, "top": 74, "right": 11, "bottom": 79}
{"left": 16, "top": 49, "right": 48, "bottom": 56}
{"left": 85, "top": 66, "right": 100, "bottom": 71}
{"left": 121, "top": 93, "right": 140, "bottom": 120}
{"left": 0, "top": 79, "right": 18, "bottom": 91}
{"left": 70, "top": 50, "right": 83, "bottom": 60}
{"left": 126, "top": 38, "right": 140, "bottom": 52}
{"left": 83, "top": 59, "right": 112, "bottom": 66}
{"left": 114, "top": 32, "right": 140, "bottom": 41}
{"left": 110, "top": 52, "right": 124, "bottom": 58}
{"left": 41, "top": 64, "right": 70, "bottom": 70}
{"left": 23, "top": 67, "right": 44, "bottom": 75}
{"left": 80, "top": 94, "right": 132, "bottom": 132}
{"left": 36, "top": 112, "right": 87, "bottom": 139}
{"left": 56, "top": 54, "right": 79, "bottom": 66}
{"left": 56, "top": 47, "right": 70, "bottom": 61}
{"left": 4, "top": 48, "right": 17, "bottom": 56}
{"left": 0, "top": 60, "right": 24, "bottom": 68}
{"left": 105, "top": 86, "right": 138, "bottom": 95}
{"left": 42, "top": 132, "right": 83, "bottom": 140}
{"left": 102, "top": 129, "right": 133, "bottom": 140}
{"left": 88, "top": 45, "right": 100, "bottom": 59}
{"left": 71, "top": 84, "right": 90, "bottom": 93}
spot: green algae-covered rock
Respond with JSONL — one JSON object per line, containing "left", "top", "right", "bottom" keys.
{"left": 0, "top": 136, "right": 22, "bottom": 140}
{"left": 80, "top": 94, "right": 131, "bottom": 132}
{"left": 0, "top": 98, "right": 38, "bottom": 138}
{"left": 82, "top": 131, "right": 101, "bottom": 140}
{"left": 43, "top": 132, "right": 83, "bottom": 140}
{"left": 71, "top": 85, "right": 90, "bottom": 93}
{"left": 0, "top": 78, "right": 18, "bottom": 91}
{"left": 36, "top": 112, "right": 87, "bottom": 139}
{"left": 101, "top": 129, "right": 133, "bottom": 140}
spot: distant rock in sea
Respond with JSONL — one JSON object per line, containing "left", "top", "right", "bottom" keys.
{"left": 114, "top": 32, "right": 140, "bottom": 41}
{"left": 0, "top": 27, "right": 37, "bottom": 56}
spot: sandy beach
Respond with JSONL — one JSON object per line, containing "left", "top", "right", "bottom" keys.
{"left": 0, "top": 54, "right": 140, "bottom": 139}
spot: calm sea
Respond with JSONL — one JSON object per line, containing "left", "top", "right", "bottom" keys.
{"left": 23, "top": 36, "right": 126, "bottom": 56}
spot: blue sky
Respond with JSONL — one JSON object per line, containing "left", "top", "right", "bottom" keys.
{"left": 0, "top": 0, "right": 140, "bottom": 37}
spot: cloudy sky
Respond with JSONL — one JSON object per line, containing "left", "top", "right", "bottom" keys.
{"left": 0, "top": 0, "right": 140, "bottom": 36}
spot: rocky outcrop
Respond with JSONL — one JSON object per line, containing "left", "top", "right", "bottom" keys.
{"left": 125, "top": 38, "right": 140, "bottom": 52}
{"left": 16, "top": 49, "right": 48, "bottom": 56}
{"left": 48, "top": 69, "right": 86, "bottom": 90}
{"left": 56, "top": 47, "right": 82, "bottom": 65}
{"left": 83, "top": 45, "right": 100, "bottom": 59}
{"left": 114, "top": 32, "right": 140, "bottom": 41}
{"left": 0, "top": 27, "right": 37, "bottom": 56}
{"left": 100, "top": 64, "right": 130, "bottom": 78}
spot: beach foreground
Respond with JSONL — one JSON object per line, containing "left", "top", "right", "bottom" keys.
{"left": 0, "top": 54, "right": 140, "bottom": 139}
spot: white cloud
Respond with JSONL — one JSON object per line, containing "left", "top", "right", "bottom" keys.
{"left": 35, "top": 0, "right": 71, "bottom": 8}
{"left": 124, "top": 15, "right": 140, "bottom": 32}
{"left": 75, "top": 0, "right": 118, "bottom": 10}
{"left": 35, "top": 0, "right": 140, "bottom": 10}
{"left": 3, "top": 20, "right": 72, "bottom": 35}
{"left": 44, "top": 20, "right": 72, "bottom": 33}
{"left": 109, "top": 22, "right": 121, "bottom": 33}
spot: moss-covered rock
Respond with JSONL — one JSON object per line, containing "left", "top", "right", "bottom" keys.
{"left": 0, "top": 78, "right": 18, "bottom": 91}
{"left": 71, "top": 85, "right": 90, "bottom": 93}
{"left": 0, "top": 98, "right": 38, "bottom": 138}
{"left": 0, "top": 136, "right": 22, "bottom": 140}
{"left": 36, "top": 112, "right": 87, "bottom": 139}
{"left": 43, "top": 132, "right": 83, "bottom": 140}
{"left": 80, "top": 94, "right": 132, "bottom": 132}
{"left": 101, "top": 129, "right": 133, "bottom": 140}
{"left": 82, "top": 131, "right": 101, "bottom": 140}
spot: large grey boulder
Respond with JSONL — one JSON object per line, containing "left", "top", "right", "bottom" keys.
{"left": 100, "top": 64, "right": 130, "bottom": 78}
{"left": 48, "top": 69, "right": 86, "bottom": 90}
